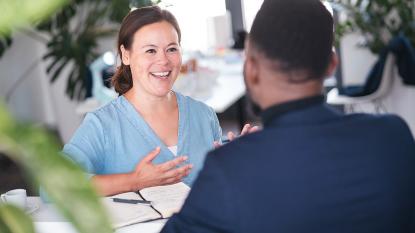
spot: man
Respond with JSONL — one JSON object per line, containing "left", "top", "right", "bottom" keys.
{"left": 161, "top": 0, "right": 415, "bottom": 232}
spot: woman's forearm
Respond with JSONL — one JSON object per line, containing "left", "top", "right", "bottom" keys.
{"left": 91, "top": 173, "right": 134, "bottom": 196}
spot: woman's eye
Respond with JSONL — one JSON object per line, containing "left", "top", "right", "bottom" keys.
{"left": 146, "top": 49, "right": 156, "bottom": 54}
{"left": 167, "top": 47, "right": 178, "bottom": 52}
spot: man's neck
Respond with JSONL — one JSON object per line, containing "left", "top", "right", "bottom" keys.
{"left": 255, "top": 65, "right": 325, "bottom": 110}
{"left": 259, "top": 87, "right": 323, "bottom": 110}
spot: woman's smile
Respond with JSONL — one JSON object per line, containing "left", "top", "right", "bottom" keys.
{"left": 150, "top": 71, "right": 172, "bottom": 79}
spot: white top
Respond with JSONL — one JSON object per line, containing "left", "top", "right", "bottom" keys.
{"left": 168, "top": 145, "right": 178, "bottom": 156}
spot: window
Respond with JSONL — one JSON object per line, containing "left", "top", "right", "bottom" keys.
{"left": 161, "top": 0, "right": 227, "bottom": 52}
{"left": 242, "top": 0, "right": 263, "bottom": 32}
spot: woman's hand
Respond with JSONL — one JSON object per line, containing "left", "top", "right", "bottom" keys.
{"left": 129, "top": 147, "right": 192, "bottom": 191}
{"left": 213, "top": 123, "right": 260, "bottom": 148}
{"left": 227, "top": 123, "right": 260, "bottom": 141}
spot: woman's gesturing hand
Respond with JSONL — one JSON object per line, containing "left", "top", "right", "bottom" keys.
{"left": 213, "top": 123, "right": 260, "bottom": 148}
{"left": 129, "top": 147, "right": 193, "bottom": 191}
{"left": 227, "top": 123, "right": 260, "bottom": 141}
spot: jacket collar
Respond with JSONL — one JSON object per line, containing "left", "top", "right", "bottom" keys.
{"left": 261, "top": 95, "right": 341, "bottom": 128}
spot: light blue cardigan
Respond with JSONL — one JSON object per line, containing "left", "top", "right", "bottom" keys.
{"left": 62, "top": 92, "right": 222, "bottom": 186}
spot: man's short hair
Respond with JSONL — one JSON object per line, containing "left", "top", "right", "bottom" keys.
{"left": 249, "top": 0, "right": 334, "bottom": 81}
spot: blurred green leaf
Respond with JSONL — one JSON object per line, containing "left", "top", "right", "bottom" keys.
{"left": 0, "top": 0, "right": 68, "bottom": 35}
{"left": 0, "top": 204, "right": 35, "bottom": 233}
{"left": 0, "top": 103, "right": 114, "bottom": 233}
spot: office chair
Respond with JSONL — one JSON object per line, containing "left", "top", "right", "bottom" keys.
{"left": 327, "top": 54, "right": 396, "bottom": 113}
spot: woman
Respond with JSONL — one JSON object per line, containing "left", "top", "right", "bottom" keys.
{"left": 63, "top": 6, "right": 257, "bottom": 196}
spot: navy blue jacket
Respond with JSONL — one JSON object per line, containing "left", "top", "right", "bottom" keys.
{"left": 161, "top": 100, "right": 415, "bottom": 233}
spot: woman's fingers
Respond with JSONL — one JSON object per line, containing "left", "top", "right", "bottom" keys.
{"left": 162, "top": 176, "right": 183, "bottom": 186}
{"left": 249, "top": 126, "right": 260, "bottom": 133}
{"left": 213, "top": 141, "right": 221, "bottom": 148}
{"left": 141, "top": 147, "right": 161, "bottom": 163}
{"left": 226, "top": 124, "right": 261, "bottom": 142}
{"left": 163, "top": 169, "right": 191, "bottom": 185}
{"left": 163, "top": 164, "right": 192, "bottom": 180}
{"left": 158, "top": 156, "right": 188, "bottom": 171}
{"left": 227, "top": 131, "right": 236, "bottom": 141}
{"left": 240, "top": 123, "right": 251, "bottom": 135}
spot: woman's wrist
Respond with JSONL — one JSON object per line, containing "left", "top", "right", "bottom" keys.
{"left": 127, "top": 172, "right": 143, "bottom": 192}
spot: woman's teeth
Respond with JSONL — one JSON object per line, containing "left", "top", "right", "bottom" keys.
{"left": 151, "top": 71, "right": 170, "bottom": 79}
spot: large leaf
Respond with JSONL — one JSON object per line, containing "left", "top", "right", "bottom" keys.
{"left": 0, "top": 103, "right": 113, "bottom": 233}
{"left": 0, "top": 204, "right": 35, "bottom": 233}
{"left": 0, "top": 0, "right": 68, "bottom": 35}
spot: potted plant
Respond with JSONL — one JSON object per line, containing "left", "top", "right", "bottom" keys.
{"left": 329, "top": 0, "right": 415, "bottom": 54}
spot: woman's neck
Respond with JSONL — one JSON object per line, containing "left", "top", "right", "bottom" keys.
{"left": 123, "top": 88, "right": 176, "bottom": 114}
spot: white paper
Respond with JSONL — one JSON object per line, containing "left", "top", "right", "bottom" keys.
{"left": 102, "top": 192, "right": 161, "bottom": 228}
{"left": 139, "top": 182, "right": 191, "bottom": 218}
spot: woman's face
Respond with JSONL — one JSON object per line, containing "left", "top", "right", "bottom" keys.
{"left": 121, "top": 21, "right": 182, "bottom": 97}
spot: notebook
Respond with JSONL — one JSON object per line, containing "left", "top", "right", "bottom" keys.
{"left": 102, "top": 182, "right": 190, "bottom": 228}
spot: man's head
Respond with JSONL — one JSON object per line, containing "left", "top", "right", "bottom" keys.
{"left": 244, "top": 0, "right": 337, "bottom": 109}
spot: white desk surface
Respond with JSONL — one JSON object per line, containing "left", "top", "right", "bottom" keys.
{"left": 29, "top": 197, "right": 166, "bottom": 233}
{"left": 189, "top": 57, "right": 245, "bottom": 113}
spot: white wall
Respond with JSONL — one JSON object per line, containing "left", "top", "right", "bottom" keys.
{"left": 383, "top": 77, "right": 415, "bottom": 135}
{"left": 0, "top": 32, "right": 83, "bottom": 142}
{"left": 0, "top": 32, "right": 56, "bottom": 126}
{"left": 340, "top": 33, "right": 378, "bottom": 86}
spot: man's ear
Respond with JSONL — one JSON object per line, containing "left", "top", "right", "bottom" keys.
{"left": 325, "top": 50, "right": 338, "bottom": 77}
{"left": 244, "top": 53, "right": 260, "bottom": 88}
{"left": 120, "top": 45, "right": 130, "bottom": 66}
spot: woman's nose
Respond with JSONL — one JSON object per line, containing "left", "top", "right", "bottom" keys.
{"left": 156, "top": 52, "right": 169, "bottom": 65}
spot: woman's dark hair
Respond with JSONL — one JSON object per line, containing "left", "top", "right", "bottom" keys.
{"left": 249, "top": 0, "right": 333, "bottom": 81}
{"left": 111, "top": 6, "right": 181, "bottom": 94}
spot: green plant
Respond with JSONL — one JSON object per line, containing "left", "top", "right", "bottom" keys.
{"left": 329, "top": 0, "right": 415, "bottom": 54}
{"left": 0, "top": 103, "right": 113, "bottom": 233}
{"left": 0, "top": 0, "right": 67, "bottom": 57}
{"left": 1, "top": 0, "right": 160, "bottom": 100}
{"left": 0, "top": 1, "right": 114, "bottom": 233}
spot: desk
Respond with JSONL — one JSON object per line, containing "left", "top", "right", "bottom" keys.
{"left": 29, "top": 197, "right": 166, "bottom": 233}
{"left": 174, "top": 56, "right": 246, "bottom": 113}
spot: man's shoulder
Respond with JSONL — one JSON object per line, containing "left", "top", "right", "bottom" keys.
{"left": 209, "top": 113, "right": 414, "bottom": 161}
{"left": 345, "top": 113, "right": 411, "bottom": 133}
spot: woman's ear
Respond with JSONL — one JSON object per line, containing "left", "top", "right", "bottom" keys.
{"left": 120, "top": 45, "right": 130, "bottom": 65}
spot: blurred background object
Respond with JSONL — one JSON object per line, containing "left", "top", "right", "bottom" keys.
{"left": 89, "top": 51, "right": 117, "bottom": 105}
{"left": 329, "top": 0, "right": 415, "bottom": 54}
